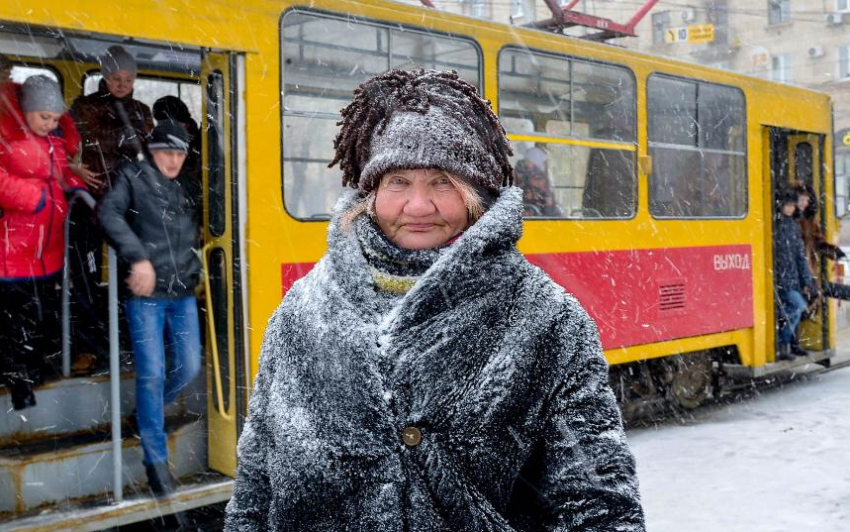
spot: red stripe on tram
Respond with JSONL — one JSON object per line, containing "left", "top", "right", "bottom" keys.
{"left": 281, "top": 244, "right": 754, "bottom": 350}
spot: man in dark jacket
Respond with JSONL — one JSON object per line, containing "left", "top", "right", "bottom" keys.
{"left": 99, "top": 120, "right": 201, "bottom": 496}
{"left": 774, "top": 188, "right": 815, "bottom": 361}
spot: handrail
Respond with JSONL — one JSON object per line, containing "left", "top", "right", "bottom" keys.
{"left": 61, "top": 189, "right": 97, "bottom": 378}
{"left": 60, "top": 190, "right": 122, "bottom": 503}
{"left": 201, "top": 243, "right": 233, "bottom": 421}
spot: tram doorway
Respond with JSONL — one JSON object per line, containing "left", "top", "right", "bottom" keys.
{"left": 0, "top": 25, "right": 244, "bottom": 526}
{"left": 767, "top": 128, "right": 829, "bottom": 352}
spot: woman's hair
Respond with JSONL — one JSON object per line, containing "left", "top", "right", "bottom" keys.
{"left": 341, "top": 171, "right": 485, "bottom": 231}
{"left": 328, "top": 69, "right": 513, "bottom": 192}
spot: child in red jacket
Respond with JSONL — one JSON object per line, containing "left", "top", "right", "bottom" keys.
{"left": 0, "top": 75, "right": 87, "bottom": 409}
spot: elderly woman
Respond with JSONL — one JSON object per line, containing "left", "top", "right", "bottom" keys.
{"left": 225, "top": 70, "right": 644, "bottom": 531}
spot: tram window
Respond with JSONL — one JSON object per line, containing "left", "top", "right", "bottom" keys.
{"left": 84, "top": 73, "right": 202, "bottom": 123}
{"left": 10, "top": 65, "right": 59, "bottom": 85}
{"left": 207, "top": 71, "right": 227, "bottom": 237}
{"left": 648, "top": 75, "right": 746, "bottom": 219}
{"left": 512, "top": 143, "right": 636, "bottom": 219}
{"left": 498, "top": 49, "right": 636, "bottom": 143}
{"left": 281, "top": 10, "right": 482, "bottom": 220}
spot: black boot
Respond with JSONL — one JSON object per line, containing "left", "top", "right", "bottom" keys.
{"left": 145, "top": 463, "right": 175, "bottom": 497}
{"left": 777, "top": 344, "right": 795, "bottom": 362}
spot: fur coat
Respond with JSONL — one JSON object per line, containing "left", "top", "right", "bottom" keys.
{"left": 225, "top": 187, "right": 645, "bottom": 531}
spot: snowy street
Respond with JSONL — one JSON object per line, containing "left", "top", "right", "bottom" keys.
{"left": 630, "top": 339, "right": 850, "bottom": 532}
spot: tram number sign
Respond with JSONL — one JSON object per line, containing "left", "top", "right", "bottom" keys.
{"left": 665, "top": 24, "right": 715, "bottom": 44}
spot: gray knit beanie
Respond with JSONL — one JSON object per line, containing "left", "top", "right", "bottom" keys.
{"left": 330, "top": 69, "right": 514, "bottom": 197}
{"left": 20, "top": 75, "right": 65, "bottom": 113}
{"left": 100, "top": 45, "right": 137, "bottom": 77}
{"left": 359, "top": 106, "right": 503, "bottom": 195}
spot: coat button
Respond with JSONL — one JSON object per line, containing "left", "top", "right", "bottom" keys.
{"left": 401, "top": 426, "right": 422, "bottom": 447}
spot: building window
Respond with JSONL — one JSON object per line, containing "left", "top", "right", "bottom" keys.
{"left": 838, "top": 0, "right": 850, "bottom": 13}
{"left": 840, "top": 45, "right": 850, "bottom": 78}
{"left": 471, "top": 0, "right": 487, "bottom": 18}
{"left": 771, "top": 53, "right": 791, "bottom": 83}
{"left": 652, "top": 11, "right": 671, "bottom": 45}
{"left": 511, "top": 0, "right": 524, "bottom": 19}
{"left": 768, "top": 0, "right": 790, "bottom": 25}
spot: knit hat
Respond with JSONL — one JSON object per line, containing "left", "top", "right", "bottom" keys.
{"left": 148, "top": 120, "right": 189, "bottom": 152}
{"left": 153, "top": 95, "right": 192, "bottom": 124}
{"left": 100, "top": 45, "right": 137, "bottom": 77}
{"left": 20, "top": 75, "right": 65, "bottom": 113}
{"left": 778, "top": 188, "right": 798, "bottom": 206}
{"left": 330, "top": 69, "right": 514, "bottom": 196}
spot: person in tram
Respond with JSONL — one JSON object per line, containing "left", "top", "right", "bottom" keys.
{"left": 0, "top": 76, "right": 88, "bottom": 409}
{"left": 791, "top": 181, "right": 850, "bottom": 306}
{"left": 98, "top": 120, "right": 202, "bottom": 496}
{"left": 225, "top": 69, "right": 645, "bottom": 531}
{"left": 513, "top": 145, "right": 564, "bottom": 217}
{"left": 68, "top": 45, "right": 154, "bottom": 376}
{"left": 774, "top": 187, "right": 817, "bottom": 361}
{"left": 152, "top": 95, "right": 202, "bottom": 221}
{"left": 0, "top": 55, "right": 82, "bottom": 159}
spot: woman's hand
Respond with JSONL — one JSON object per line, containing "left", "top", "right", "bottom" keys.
{"left": 69, "top": 163, "right": 103, "bottom": 191}
{"left": 127, "top": 260, "right": 156, "bottom": 297}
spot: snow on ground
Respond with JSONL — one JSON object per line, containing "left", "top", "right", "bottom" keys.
{"left": 628, "top": 363, "right": 850, "bottom": 532}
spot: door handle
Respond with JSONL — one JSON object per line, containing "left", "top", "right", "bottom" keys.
{"left": 202, "top": 242, "right": 233, "bottom": 421}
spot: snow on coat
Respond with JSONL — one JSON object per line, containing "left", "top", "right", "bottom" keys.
{"left": 0, "top": 88, "right": 86, "bottom": 279}
{"left": 225, "top": 187, "right": 645, "bottom": 532}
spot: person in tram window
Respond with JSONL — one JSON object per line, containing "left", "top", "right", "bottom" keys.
{"left": 152, "top": 95, "right": 202, "bottom": 223}
{"left": 513, "top": 145, "right": 564, "bottom": 217}
{"left": 98, "top": 120, "right": 201, "bottom": 496}
{"left": 0, "top": 76, "right": 88, "bottom": 409}
{"left": 225, "top": 69, "right": 646, "bottom": 532}
{"left": 774, "top": 187, "right": 817, "bottom": 360}
{"left": 68, "top": 45, "right": 154, "bottom": 376}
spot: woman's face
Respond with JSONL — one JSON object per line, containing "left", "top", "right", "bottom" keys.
{"left": 104, "top": 70, "right": 136, "bottom": 99}
{"left": 24, "top": 110, "right": 62, "bottom": 137}
{"left": 797, "top": 193, "right": 811, "bottom": 212}
{"left": 374, "top": 168, "right": 469, "bottom": 250}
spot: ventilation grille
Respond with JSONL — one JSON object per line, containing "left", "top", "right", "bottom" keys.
{"left": 658, "top": 282, "right": 686, "bottom": 313}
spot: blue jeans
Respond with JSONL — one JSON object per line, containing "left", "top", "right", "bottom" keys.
{"left": 125, "top": 296, "right": 201, "bottom": 465}
{"left": 778, "top": 289, "right": 807, "bottom": 346}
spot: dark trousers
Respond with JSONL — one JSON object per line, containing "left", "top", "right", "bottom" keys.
{"left": 0, "top": 274, "right": 62, "bottom": 408}
{"left": 68, "top": 206, "right": 109, "bottom": 357}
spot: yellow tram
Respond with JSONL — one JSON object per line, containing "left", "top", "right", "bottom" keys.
{"left": 0, "top": 0, "right": 838, "bottom": 528}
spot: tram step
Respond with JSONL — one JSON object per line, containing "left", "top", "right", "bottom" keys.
{"left": 0, "top": 415, "right": 207, "bottom": 515}
{"left": 723, "top": 349, "right": 834, "bottom": 378}
{"left": 0, "top": 374, "right": 136, "bottom": 446}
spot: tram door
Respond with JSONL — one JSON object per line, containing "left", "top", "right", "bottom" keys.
{"left": 769, "top": 130, "right": 827, "bottom": 352}
{"left": 789, "top": 134, "right": 827, "bottom": 350}
{"left": 201, "top": 51, "right": 243, "bottom": 476}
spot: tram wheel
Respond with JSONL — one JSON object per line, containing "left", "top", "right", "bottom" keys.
{"left": 664, "top": 353, "right": 713, "bottom": 410}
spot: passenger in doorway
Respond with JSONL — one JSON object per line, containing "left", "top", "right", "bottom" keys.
{"left": 99, "top": 121, "right": 201, "bottom": 496}
{"left": 0, "top": 56, "right": 82, "bottom": 158}
{"left": 792, "top": 181, "right": 850, "bottom": 307}
{"left": 226, "top": 70, "right": 645, "bottom": 531}
{"left": 774, "top": 188, "right": 817, "bottom": 361}
{"left": 0, "top": 76, "right": 87, "bottom": 409}
{"left": 152, "top": 96, "right": 202, "bottom": 221}
{"left": 68, "top": 45, "right": 154, "bottom": 376}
